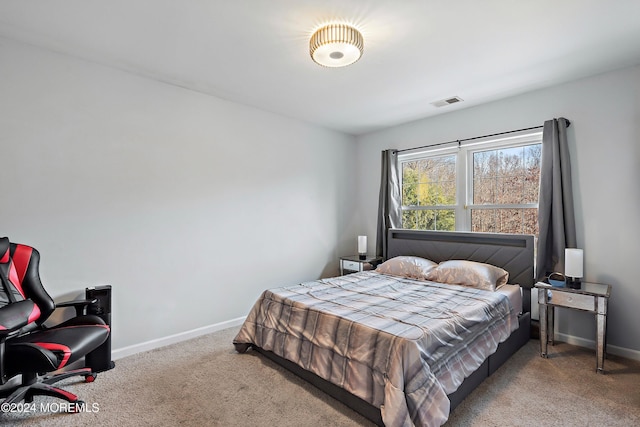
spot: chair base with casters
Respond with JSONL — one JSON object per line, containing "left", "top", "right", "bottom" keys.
{"left": 0, "top": 368, "right": 95, "bottom": 408}
{"left": 0, "top": 321, "right": 110, "bottom": 409}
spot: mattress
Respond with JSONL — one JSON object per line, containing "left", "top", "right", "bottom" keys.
{"left": 234, "top": 271, "right": 518, "bottom": 427}
{"left": 496, "top": 284, "right": 522, "bottom": 316}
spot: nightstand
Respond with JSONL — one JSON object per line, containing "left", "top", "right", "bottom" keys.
{"left": 339, "top": 255, "right": 382, "bottom": 275}
{"left": 535, "top": 281, "right": 611, "bottom": 373}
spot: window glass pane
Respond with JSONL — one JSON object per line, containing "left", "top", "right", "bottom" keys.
{"left": 402, "top": 155, "right": 456, "bottom": 207}
{"left": 523, "top": 144, "right": 542, "bottom": 203}
{"left": 471, "top": 209, "right": 496, "bottom": 232}
{"left": 471, "top": 208, "right": 538, "bottom": 236}
{"left": 402, "top": 209, "right": 455, "bottom": 231}
{"left": 473, "top": 144, "right": 541, "bottom": 205}
{"left": 523, "top": 208, "right": 539, "bottom": 236}
{"left": 402, "top": 160, "right": 420, "bottom": 206}
{"left": 434, "top": 210, "right": 455, "bottom": 231}
{"left": 402, "top": 210, "right": 417, "bottom": 229}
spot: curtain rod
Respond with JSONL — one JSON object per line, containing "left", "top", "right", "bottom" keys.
{"left": 395, "top": 119, "right": 570, "bottom": 154}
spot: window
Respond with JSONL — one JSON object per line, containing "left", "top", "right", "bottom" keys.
{"left": 401, "top": 154, "right": 456, "bottom": 231}
{"left": 399, "top": 131, "right": 542, "bottom": 236}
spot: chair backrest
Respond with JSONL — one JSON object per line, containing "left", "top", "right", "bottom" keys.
{"left": 0, "top": 237, "right": 55, "bottom": 327}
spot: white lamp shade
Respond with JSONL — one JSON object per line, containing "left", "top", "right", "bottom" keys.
{"left": 358, "top": 236, "right": 367, "bottom": 254}
{"left": 565, "top": 248, "right": 584, "bottom": 278}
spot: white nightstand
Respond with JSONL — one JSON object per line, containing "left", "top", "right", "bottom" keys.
{"left": 535, "top": 281, "right": 611, "bottom": 373}
{"left": 339, "top": 255, "right": 382, "bottom": 275}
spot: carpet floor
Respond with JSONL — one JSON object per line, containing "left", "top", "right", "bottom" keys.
{"left": 2, "top": 326, "right": 639, "bottom": 426}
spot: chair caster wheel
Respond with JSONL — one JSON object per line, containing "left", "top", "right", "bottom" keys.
{"left": 74, "top": 401, "right": 85, "bottom": 413}
{"left": 84, "top": 374, "right": 96, "bottom": 383}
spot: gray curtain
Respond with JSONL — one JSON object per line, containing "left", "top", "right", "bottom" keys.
{"left": 536, "top": 117, "right": 576, "bottom": 280}
{"left": 376, "top": 150, "right": 402, "bottom": 259}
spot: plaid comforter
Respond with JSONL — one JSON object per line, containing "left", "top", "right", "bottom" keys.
{"left": 233, "top": 271, "right": 517, "bottom": 427}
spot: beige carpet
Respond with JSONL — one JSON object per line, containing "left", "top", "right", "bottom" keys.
{"left": 2, "top": 326, "right": 639, "bottom": 426}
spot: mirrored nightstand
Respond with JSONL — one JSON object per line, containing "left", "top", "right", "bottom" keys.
{"left": 339, "top": 255, "right": 382, "bottom": 275}
{"left": 535, "top": 281, "right": 611, "bottom": 373}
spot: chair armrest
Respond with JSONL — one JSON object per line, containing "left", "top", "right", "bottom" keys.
{"left": 56, "top": 298, "right": 98, "bottom": 317}
{"left": 0, "top": 300, "right": 37, "bottom": 334}
{"left": 57, "top": 298, "right": 98, "bottom": 308}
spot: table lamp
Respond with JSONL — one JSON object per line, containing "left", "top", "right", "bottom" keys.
{"left": 565, "top": 248, "right": 583, "bottom": 289}
{"left": 358, "top": 236, "right": 367, "bottom": 260}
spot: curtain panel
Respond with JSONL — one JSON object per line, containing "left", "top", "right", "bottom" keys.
{"left": 376, "top": 150, "right": 401, "bottom": 258}
{"left": 536, "top": 117, "right": 576, "bottom": 280}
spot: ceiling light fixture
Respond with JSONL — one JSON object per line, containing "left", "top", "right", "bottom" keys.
{"left": 310, "top": 24, "right": 363, "bottom": 68}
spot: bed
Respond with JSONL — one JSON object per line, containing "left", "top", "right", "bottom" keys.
{"left": 233, "top": 229, "right": 534, "bottom": 426}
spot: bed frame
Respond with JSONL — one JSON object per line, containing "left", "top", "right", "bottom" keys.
{"left": 253, "top": 229, "right": 535, "bottom": 426}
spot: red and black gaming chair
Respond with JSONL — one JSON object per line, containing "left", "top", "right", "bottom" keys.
{"left": 0, "top": 237, "right": 110, "bottom": 407}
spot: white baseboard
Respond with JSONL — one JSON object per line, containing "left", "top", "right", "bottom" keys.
{"left": 554, "top": 332, "right": 640, "bottom": 362}
{"left": 111, "top": 316, "right": 246, "bottom": 360}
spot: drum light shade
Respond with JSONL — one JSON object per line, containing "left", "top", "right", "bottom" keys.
{"left": 564, "top": 248, "right": 584, "bottom": 279}
{"left": 358, "top": 236, "right": 367, "bottom": 255}
{"left": 310, "top": 24, "right": 363, "bottom": 68}
{"left": 565, "top": 248, "right": 583, "bottom": 288}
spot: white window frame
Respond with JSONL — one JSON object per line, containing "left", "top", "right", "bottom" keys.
{"left": 398, "top": 130, "right": 543, "bottom": 232}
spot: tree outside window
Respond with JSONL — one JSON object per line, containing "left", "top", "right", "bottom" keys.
{"left": 401, "top": 155, "right": 456, "bottom": 231}
{"left": 471, "top": 144, "right": 541, "bottom": 236}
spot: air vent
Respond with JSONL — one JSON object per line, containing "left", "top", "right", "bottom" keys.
{"left": 431, "top": 96, "right": 463, "bottom": 108}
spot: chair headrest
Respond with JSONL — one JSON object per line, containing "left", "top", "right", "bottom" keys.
{"left": 0, "top": 237, "right": 9, "bottom": 263}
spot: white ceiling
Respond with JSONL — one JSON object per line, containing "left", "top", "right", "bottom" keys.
{"left": 1, "top": 1, "right": 640, "bottom": 135}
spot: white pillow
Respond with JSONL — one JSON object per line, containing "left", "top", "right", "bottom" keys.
{"left": 375, "top": 256, "right": 438, "bottom": 280}
{"left": 429, "top": 260, "right": 509, "bottom": 291}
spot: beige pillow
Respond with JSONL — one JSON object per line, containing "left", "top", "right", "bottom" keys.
{"left": 375, "top": 256, "right": 438, "bottom": 280}
{"left": 429, "top": 260, "right": 508, "bottom": 291}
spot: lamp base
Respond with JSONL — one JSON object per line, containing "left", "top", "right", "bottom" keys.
{"left": 567, "top": 278, "right": 581, "bottom": 289}
{"left": 358, "top": 253, "right": 366, "bottom": 260}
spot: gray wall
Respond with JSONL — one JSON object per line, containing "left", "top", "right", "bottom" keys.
{"left": 2, "top": 33, "right": 638, "bottom": 360}
{"left": 355, "top": 65, "right": 640, "bottom": 358}
{"left": 0, "top": 37, "right": 357, "bottom": 350}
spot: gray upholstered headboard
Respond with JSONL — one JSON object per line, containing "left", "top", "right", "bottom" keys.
{"left": 386, "top": 229, "right": 535, "bottom": 311}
